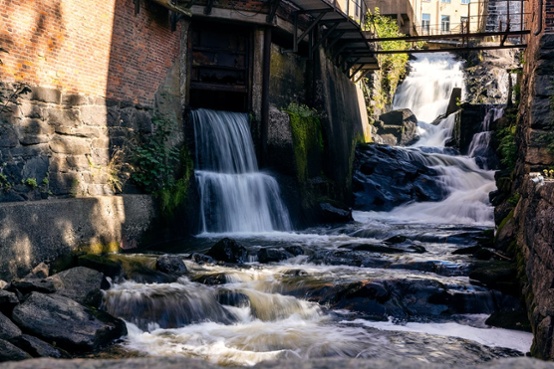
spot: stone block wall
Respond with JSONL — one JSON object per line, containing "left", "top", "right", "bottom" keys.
{"left": 511, "top": 0, "right": 554, "bottom": 359}
{"left": 0, "top": 0, "right": 183, "bottom": 201}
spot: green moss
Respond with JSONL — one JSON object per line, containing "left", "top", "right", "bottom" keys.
{"left": 284, "top": 103, "right": 323, "bottom": 183}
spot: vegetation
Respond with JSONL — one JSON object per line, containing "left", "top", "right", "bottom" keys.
{"left": 129, "top": 116, "right": 193, "bottom": 216}
{"left": 496, "top": 123, "right": 517, "bottom": 169}
{"left": 363, "top": 8, "right": 413, "bottom": 112}
{"left": 284, "top": 102, "right": 323, "bottom": 183}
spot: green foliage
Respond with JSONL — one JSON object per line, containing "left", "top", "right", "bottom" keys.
{"left": 364, "top": 8, "right": 413, "bottom": 110}
{"left": 542, "top": 168, "right": 554, "bottom": 178}
{"left": 130, "top": 117, "right": 193, "bottom": 216}
{"left": 22, "top": 177, "right": 38, "bottom": 189}
{"left": 284, "top": 103, "right": 323, "bottom": 183}
{"left": 497, "top": 124, "right": 517, "bottom": 169}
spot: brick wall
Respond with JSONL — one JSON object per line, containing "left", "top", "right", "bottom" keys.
{"left": 0, "top": 0, "right": 180, "bottom": 106}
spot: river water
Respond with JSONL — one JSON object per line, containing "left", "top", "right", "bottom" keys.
{"left": 102, "top": 53, "right": 532, "bottom": 366}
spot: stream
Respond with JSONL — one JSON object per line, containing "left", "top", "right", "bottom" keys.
{"left": 101, "top": 53, "right": 532, "bottom": 366}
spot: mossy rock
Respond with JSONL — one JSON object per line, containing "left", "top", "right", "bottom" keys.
{"left": 469, "top": 260, "right": 519, "bottom": 295}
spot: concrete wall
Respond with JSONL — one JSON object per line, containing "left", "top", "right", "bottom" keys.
{"left": 0, "top": 194, "right": 155, "bottom": 280}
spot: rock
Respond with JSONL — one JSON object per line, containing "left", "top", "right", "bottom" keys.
{"left": 9, "top": 278, "right": 56, "bottom": 295}
{"left": 206, "top": 238, "right": 249, "bottom": 264}
{"left": 191, "top": 253, "right": 216, "bottom": 264}
{"left": 0, "top": 290, "right": 19, "bottom": 308}
{"left": 48, "top": 267, "right": 106, "bottom": 307}
{"left": 353, "top": 144, "right": 447, "bottom": 211}
{"left": 156, "top": 255, "right": 188, "bottom": 276}
{"left": 0, "top": 338, "right": 31, "bottom": 362}
{"left": 192, "top": 273, "right": 227, "bottom": 285}
{"left": 257, "top": 248, "right": 293, "bottom": 263}
{"left": 11, "top": 334, "right": 67, "bottom": 358}
{"left": 0, "top": 280, "right": 7, "bottom": 289}
{"left": 77, "top": 255, "right": 123, "bottom": 279}
{"left": 25, "top": 263, "right": 49, "bottom": 279}
{"left": 217, "top": 290, "right": 250, "bottom": 307}
{"left": 11, "top": 292, "right": 127, "bottom": 352}
{"left": 469, "top": 261, "right": 519, "bottom": 295}
{"left": 284, "top": 246, "right": 304, "bottom": 256}
{"left": 318, "top": 202, "right": 353, "bottom": 223}
{"left": 0, "top": 311, "right": 22, "bottom": 340}
{"left": 375, "top": 109, "right": 419, "bottom": 146}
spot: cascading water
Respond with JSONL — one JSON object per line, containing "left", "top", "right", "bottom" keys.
{"left": 358, "top": 53, "right": 497, "bottom": 225}
{"left": 192, "top": 108, "right": 292, "bottom": 233}
{"left": 101, "top": 54, "right": 532, "bottom": 366}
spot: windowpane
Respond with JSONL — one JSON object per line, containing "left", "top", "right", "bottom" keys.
{"left": 422, "top": 13, "right": 431, "bottom": 33}
{"left": 441, "top": 15, "right": 450, "bottom": 32}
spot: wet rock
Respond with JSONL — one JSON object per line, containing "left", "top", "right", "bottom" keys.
{"left": 486, "top": 308, "right": 532, "bottom": 332}
{"left": 48, "top": 267, "right": 106, "bottom": 307}
{"left": 284, "top": 246, "right": 304, "bottom": 256}
{"left": 192, "top": 273, "right": 227, "bottom": 285}
{"left": 206, "top": 238, "right": 249, "bottom": 264}
{"left": 341, "top": 243, "right": 405, "bottom": 254}
{"left": 191, "top": 253, "right": 216, "bottom": 264}
{"left": 353, "top": 143, "right": 447, "bottom": 211}
{"left": 156, "top": 255, "right": 188, "bottom": 276}
{"left": 217, "top": 290, "right": 250, "bottom": 307}
{"left": 0, "top": 311, "right": 22, "bottom": 340}
{"left": 11, "top": 334, "right": 67, "bottom": 358}
{"left": 309, "top": 250, "right": 391, "bottom": 269}
{"left": 11, "top": 292, "right": 127, "bottom": 352}
{"left": 318, "top": 202, "right": 353, "bottom": 223}
{"left": 77, "top": 254, "right": 123, "bottom": 279}
{"left": 0, "top": 338, "right": 31, "bottom": 361}
{"left": 258, "top": 248, "right": 293, "bottom": 263}
{"left": 469, "top": 261, "right": 519, "bottom": 295}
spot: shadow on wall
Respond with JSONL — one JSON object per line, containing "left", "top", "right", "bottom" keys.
{"left": 0, "top": 0, "right": 183, "bottom": 278}
{"left": 0, "top": 195, "right": 155, "bottom": 281}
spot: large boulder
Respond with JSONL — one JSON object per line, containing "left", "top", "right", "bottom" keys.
{"left": 352, "top": 143, "right": 447, "bottom": 211}
{"left": 206, "top": 238, "right": 249, "bottom": 264}
{"left": 11, "top": 292, "right": 127, "bottom": 352}
{"left": 374, "top": 109, "right": 419, "bottom": 146}
{"left": 156, "top": 255, "right": 188, "bottom": 276}
{"left": 48, "top": 267, "right": 106, "bottom": 307}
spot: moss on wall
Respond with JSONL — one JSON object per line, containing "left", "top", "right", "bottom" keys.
{"left": 285, "top": 103, "right": 323, "bottom": 183}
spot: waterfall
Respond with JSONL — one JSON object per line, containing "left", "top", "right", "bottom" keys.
{"left": 393, "top": 53, "right": 465, "bottom": 124}
{"left": 358, "top": 53, "right": 497, "bottom": 225}
{"left": 468, "top": 107, "right": 504, "bottom": 169}
{"left": 192, "top": 108, "right": 292, "bottom": 234}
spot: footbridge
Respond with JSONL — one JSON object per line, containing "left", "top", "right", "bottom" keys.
{"left": 145, "top": 0, "right": 534, "bottom": 77}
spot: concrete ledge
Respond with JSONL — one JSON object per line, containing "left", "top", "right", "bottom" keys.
{"left": 0, "top": 195, "right": 155, "bottom": 280}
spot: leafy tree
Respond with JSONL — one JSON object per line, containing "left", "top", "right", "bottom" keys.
{"left": 364, "top": 8, "right": 411, "bottom": 111}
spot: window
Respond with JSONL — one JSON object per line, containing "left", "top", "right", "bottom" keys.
{"left": 461, "top": 0, "right": 470, "bottom": 4}
{"left": 441, "top": 0, "right": 451, "bottom": 3}
{"left": 441, "top": 15, "right": 450, "bottom": 32}
{"left": 422, "top": 13, "right": 431, "bottom": 33}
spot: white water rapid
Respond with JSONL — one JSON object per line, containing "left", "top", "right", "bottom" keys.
{"left": 101, "top": 54, "right": 532, "bottom": 367}
{"left": 192, "top": 108, "right": 292, "bottom": 234}
{"left": 363, "top": 53, "right": 497, "bottom": 226}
